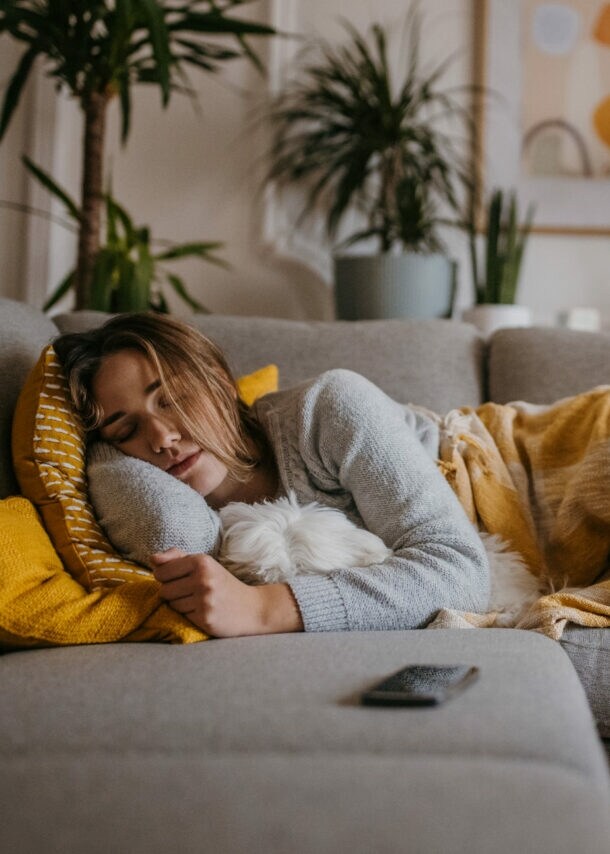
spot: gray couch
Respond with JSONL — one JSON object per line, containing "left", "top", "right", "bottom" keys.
{"left": 1, "top": 296, "right": 610, "bottom": 854}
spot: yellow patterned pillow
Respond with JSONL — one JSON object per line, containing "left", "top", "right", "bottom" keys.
{"left": 0, "top": 496, "right": 206, "bottom": 647}
{"left": 11, "top": 344, "right": 278, "bottom": 591}
{"left": 236, "top": 363, "right": 278, "bottom": 407}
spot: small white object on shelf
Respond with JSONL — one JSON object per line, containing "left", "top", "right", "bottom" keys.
{"left": 556, "top": 307, "right": 601, "bottom": 332}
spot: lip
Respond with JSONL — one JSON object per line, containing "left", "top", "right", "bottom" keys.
{"left": 167, "top": 450, "right": 202, "bottom": 478}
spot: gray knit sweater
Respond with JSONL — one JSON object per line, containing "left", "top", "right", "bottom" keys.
{"left": 87, "top": 369, "right": 489, "bottom": 632}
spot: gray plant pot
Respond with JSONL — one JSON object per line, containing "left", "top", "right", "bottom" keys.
{"left": 334, "top": 253, "right": 457, "bottom": 321}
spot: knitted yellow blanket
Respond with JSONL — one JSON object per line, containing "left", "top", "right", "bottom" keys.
{"left": 0, "top": 496, "right": 207, "bottom": 649}
{"left": 431, "top": 386, "right": 610, "bottom": 639}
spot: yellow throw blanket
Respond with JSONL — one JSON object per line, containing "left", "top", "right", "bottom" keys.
{"left": 0, "top": 497, "right": 208, "bottom": 649}
{"left": 429, "top": 386, "right": 610, "bottom": 639}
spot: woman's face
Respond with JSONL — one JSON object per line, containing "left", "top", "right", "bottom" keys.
{"left": 92, "top": 348, "right": 233, "bottom": 508}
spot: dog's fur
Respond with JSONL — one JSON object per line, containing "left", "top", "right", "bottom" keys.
{"left": 218, "top": 493, "right": 546, "bottom": 627}
{"left": 479, "top": 531, "right": 547, "bottom": 626}
{"left": 219, "top": 493, "right": 391, "bottom": 584}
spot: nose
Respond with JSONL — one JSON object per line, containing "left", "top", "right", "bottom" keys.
{"left": 147, "top": 414, "right": 180, "bottom": 454}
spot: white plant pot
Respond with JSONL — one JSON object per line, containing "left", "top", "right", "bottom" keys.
{"left": 462, "top": 304, "right": 532, "bottom": 337}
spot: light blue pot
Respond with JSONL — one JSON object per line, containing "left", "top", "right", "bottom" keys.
{"left": 334, "top": 253, "right": 457, "bottom": 321}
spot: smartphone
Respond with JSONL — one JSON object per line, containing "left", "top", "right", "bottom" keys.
{"left": 361, "top": 664, "right": 479, "bottom": 707}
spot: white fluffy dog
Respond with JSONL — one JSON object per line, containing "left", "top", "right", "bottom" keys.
{"left": 218, "top": 493, "right": 391, "bottom": 583}
{"left": 217, "top": 492, "right": 545, "bottom": 627}
{"left": 478, "top": 531, "right": 546, "bottom": 626}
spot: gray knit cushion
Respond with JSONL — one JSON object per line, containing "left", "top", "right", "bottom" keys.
{"left": 0, "top": 298, "right": 58, "bottom": 498}
{"left": 53, "top": 311, "right": 486, "bottom": 413}
{"left": 488, "top": 326, "right": 610, "bottom": 404}
{"left": 87, "top": 441, "right": 220, "bottom": 568}
{"left": 561, "top": 625, "right": 610, "bottom": 738}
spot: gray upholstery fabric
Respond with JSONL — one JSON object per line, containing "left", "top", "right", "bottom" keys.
{"left": 488, "top": 326, "right": 610, "bottom": 404}
{"left": 561, "top": 626, "right": 610, "bottom": 738}
{"left": 0, "top": 298, "right": 58, "bottom": 498}
{"left": 53, "top": 311, "right": 486, "bottom": 412}
{"left": 1, "top": 630, "right": 609, "bottom": 854}
{"left": 3, "top": 298, "right": 610, "bottom": 851}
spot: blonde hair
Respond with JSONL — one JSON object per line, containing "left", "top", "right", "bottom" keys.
{"left": 54, "top": 313, "right": 265, "bottom": 481}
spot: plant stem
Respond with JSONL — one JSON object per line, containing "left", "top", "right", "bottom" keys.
{"left": 75, "top": 90, "right": 108, "bottom": 309}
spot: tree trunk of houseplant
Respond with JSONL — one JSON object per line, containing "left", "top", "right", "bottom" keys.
{"left": 334, "top": 253, "right": 456, "bottom": 321}
{"left": 74, "top": 91, "right": 108, "bottom": 310}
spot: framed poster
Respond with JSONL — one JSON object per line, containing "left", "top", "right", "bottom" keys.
{"left": 474, "top": 0, "right": 610, "bottom": 234}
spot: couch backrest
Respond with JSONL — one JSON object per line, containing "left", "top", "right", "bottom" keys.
{"left": 53, "top": 311, "right": 487, "bottom": 413}
{"left": 488, "top": 327, "right": 610, "bottom": 404}
{"left": 6, "top": 299, "right": 608, "bottom": 501}
{"left": 0, "top": 298, "right": 59, "bottom": 498}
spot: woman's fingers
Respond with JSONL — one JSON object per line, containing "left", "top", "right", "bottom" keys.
{"left": 150, "top": 549, "right": 190, "bottom": 582}
{"left": 150, "top": 547, "right": 187, "bottom": 563}
{"left": 156, "top": 574, "right": 198, "bottom": 603}
{"left": 150, "top": 550, "right": 303, "bottom": 637}
{"left": 165, "top": 594, "right": 197, "bottom": 615}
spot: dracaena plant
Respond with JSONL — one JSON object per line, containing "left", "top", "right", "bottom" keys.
{"left": 469, "top": 189, "right": 535, "bottom": 305}
{"left": 21, "top": 156, "right": 225, "bottom": 313}
{"left": 0, "top": 0, "right": 276, "bottom": 309}
{"left": 267, "top": 3, "right": 474, "bottom": 255}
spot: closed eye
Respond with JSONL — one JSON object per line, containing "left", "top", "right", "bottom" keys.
{"left": 114, "top": 425, "right": 137, "bottom": 444}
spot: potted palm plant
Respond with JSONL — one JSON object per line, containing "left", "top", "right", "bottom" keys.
{"left": 0, "top": 0, "right": 276, "bottom": 310}
{"left": 21, "top": 157, "right": 226, "bottom": 313}
{"left": 463, "top": 188, "right": 535, "bottom": 336}
{"left": 267, "top": 5, "right": 473, "bottom": 320}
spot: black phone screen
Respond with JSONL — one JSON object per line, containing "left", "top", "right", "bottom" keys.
{"left": 361, "top": 664, "right": 479, "bottom": 706}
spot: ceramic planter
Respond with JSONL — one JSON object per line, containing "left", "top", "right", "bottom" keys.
{"left": 462, "top": 304, "right": 532, "bottom": 337}
{"left": 334, "top": 253, "right": 456, "bottom": 321}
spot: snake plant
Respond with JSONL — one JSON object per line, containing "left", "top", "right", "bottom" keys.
{"left": 469, "top": 189, "right": 535, "bottom": 305}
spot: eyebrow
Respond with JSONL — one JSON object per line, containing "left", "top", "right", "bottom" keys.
{"left": 99, "top": 379, "right": 161, "bottom": 430}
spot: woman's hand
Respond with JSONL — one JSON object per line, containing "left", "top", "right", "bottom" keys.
{"left": 150, "top": 548, "right": 304, "bottom": 638}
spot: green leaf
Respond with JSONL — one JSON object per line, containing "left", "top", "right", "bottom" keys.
{"left": 42, "top": 268, "right": 75, "bottom": 312}
{"left": 105, "top": 194, "right": 137, "bottom": 246}
{"left": 0, "top": 45, "right": 39, "bottom": 139}
{"left": 154, "top": 240, "right": 227, "bottom": 266}
{"left": 22, "top": 155, "right": 82, "bottom": 221}
{"left": 90, "top": 248, "right": 120, "bottom": 312}
{"left": 136, "top": 0, "right": 172, "bottom": 106}
{"left": 118, "top": 72, "right": 132, "bottom": 144}
{"left": 165, "top": 273, "right": 209, "bottom": 313}
{"left": 114, "top": 245, "right": 153, "bottom": 312}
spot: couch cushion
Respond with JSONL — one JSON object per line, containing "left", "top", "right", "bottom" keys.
{"left": 53, "top": 311, "right": 486, "bottom": 413}
{"left": 0, "top": 630, "right": 608, "bottom": 854}
{"left": 561, "top": 625, "right": 610, "bottom": 738}
{"left": 488, "top": 326, "right": 610, "bottom": 404}
{"left": 0, "top": 298, "right": 58, "bottom": 498}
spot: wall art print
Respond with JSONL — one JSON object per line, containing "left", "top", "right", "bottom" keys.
{"left": 475, "top": 0, "right": 610, "bottom": 233}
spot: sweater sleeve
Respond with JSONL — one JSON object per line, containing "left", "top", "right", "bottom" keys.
{"left": 287, "top": 370, "right": 490, "bottom": 631}
{"left": 87, "top": 442, "right": 221, "bottom": 570}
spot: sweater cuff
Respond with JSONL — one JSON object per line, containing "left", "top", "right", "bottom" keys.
{"left": 288, "top": 575, "right": 349, "bottom": 632}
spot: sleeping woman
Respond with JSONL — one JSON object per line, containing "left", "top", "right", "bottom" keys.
{"left": 53, "top": 312, "right": 489, "bottom": 638}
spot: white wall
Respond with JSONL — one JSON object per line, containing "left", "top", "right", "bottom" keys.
{"left": 1, "top": 0, "right": 609, "bottom": 328}
{"left": 0, "top": 40, "right": 30, "bottom": 302}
